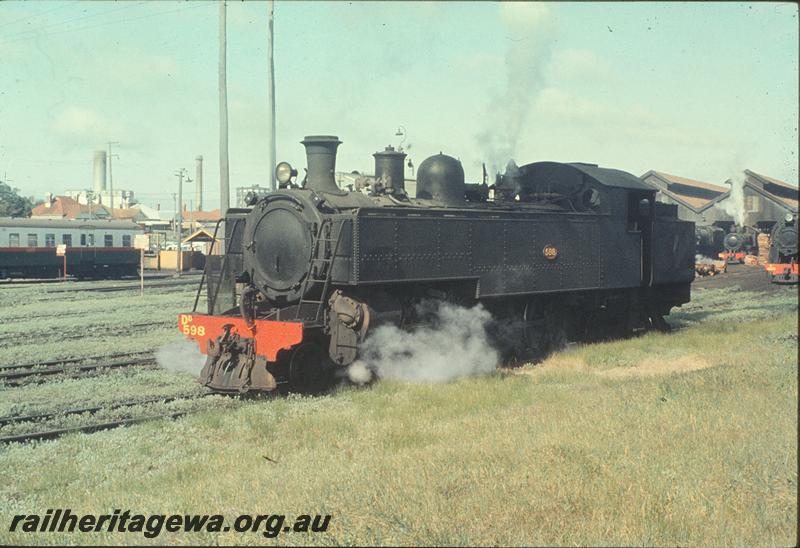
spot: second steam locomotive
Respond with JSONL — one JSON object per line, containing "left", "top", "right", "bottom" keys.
{"left": 179, "top": 136, "right": 694, "bottom": 393}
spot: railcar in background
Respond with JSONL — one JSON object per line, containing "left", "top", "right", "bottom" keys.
{"left": 0, "top": 218, "right": 143, "bottom": 279}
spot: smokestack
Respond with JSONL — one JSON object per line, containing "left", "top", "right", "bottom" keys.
{"left": 93, "top": 150, "right": 107, "bottom": 193}
{"left": 300, "top": 135, "right": 343, "bottom": 194}
{"left": 45, "top": 192, "right": 52, "bottom": 208}
{"left": 195, "top": 155, "right": 203, "bottom": 211}
{"left": 374, "top": 145, "right": 407, "bottom": 196}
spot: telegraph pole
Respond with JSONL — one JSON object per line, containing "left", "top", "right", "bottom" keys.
{"left": 267, "top": 0, "right": 276, "bottom": 190}
{"left": 174, "top": 168, "right": 192, "bottom": 277}
{"left": 219, "top": 1, "right": 230, "bottom": 221}
{"left": 107, "top": 141, "right": 119, "bottom": 210}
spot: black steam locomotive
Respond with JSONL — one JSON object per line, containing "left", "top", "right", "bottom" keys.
{"left": 764, "top": 213, "right": 798, "bottom": 283}
{"left": 178, "top": 136, "right": 694, "bottom": 393}
{"left": 720, "top": 225, "right": 759, "bottom": 263}
{"left": 695, "top": 225, "right": 725, "bottom": 259}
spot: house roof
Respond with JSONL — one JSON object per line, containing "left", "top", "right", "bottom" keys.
{"left": 108, "top": 207, "right": 142, "bottom": 220}
{"left": 183, "top": 208, "right": 221, "bottom": 222}
{"left": 31, "top": 196, "right": 110, "bottom": 219}
{"left": 182, "top": 229, "right": 219, "bottom": 244}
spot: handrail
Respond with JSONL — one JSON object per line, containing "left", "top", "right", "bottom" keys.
{"left": 192, "top": 218, "right": 223, "bottom": 313}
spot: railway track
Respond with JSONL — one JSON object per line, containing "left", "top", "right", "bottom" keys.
{"left": 0, "top": 354, "right": 156, "bottom": 386}
{"left": 0, "top": 321, "right": 174, "bottom": 349}
{"left": 44, "top": 279, "right": 200, "bottom": 294}
{"left": 0, "top": 392, "right": 212, "bottom": 444}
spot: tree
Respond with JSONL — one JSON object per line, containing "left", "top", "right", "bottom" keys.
{"left": 0, "top": 181, "right": 34, "bottom": 217}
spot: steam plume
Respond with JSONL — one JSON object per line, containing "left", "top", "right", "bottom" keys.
{"left": 475, "top": 3, "right": 554, "bottom": 175}
{"left": 715, "top": 172, "right": 747, "bottom": 227}
{"left": 156, "top": 336, "right": 206, "bottom": 376}
{"left": 347, "top": 301, "right": 498, "bottom": 384}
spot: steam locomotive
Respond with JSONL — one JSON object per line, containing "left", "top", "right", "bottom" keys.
{"left": 695, "top": 225, "right": 725, "bottom": 259}
{"left": 178, "top": 135, "right": 694, "bottom": 393}
{"left": 764, "top": 213, "right": 798, "bottom": 283}
{"left": 719, "top": 225, "right": 759, "bottom": 263}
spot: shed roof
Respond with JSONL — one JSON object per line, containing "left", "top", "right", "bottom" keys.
{"left": 645, "top": 170, "right": 728, "bottom": 194}
{"left": 746, "top": 170, "right": 797, "bottom": 192}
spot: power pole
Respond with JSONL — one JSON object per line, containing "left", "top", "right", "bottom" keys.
{"left": 107, "top": 141, "right": 119, "bottom": 211}
{"left": 195, "top": 155, "right": 203, "bottom": 212}
{"left": 267, "top": 0, "right": 276, "bottom": 190}
{"left": 219, "top": 1, "right": 230, "bottom": 219}
{"left": 174, "top": 169, "right": 191, "bottom": 277}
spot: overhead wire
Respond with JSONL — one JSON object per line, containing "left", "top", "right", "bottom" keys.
{"left": 0, "top": 1, "right": 209, "bottom": 46}
{"left": 0, "top": 1, "right": 148, "bottom": 42}
{"left": 0, "top": 1, "right": 78, "bottom": 28}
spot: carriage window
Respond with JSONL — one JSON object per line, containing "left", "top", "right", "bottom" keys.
{"left": 62, "top": 234, "right": 73, "bottom": 246}
{"left": 104, "top": 234, "right": 114, "bottom": 247}
{"left": 122, "top": 235, "right": 131, "bottom": 247}
{"left": 80, "top": 234, "right": 86, "bottom": 246}
{"left": 9, "top": 233, "right": 19, "bottom": 247}
{"left": 28, "top": 233, "right": 38, "bottom": 247}
{"left": 45, "top": 233, "right": 55, "bottom": 247}
{"left": 87, "top": 234, "right": 95, "bottom": 246}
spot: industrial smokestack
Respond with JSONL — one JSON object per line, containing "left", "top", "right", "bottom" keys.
{"left": 93, "top": 150, "right": 107, "bottom": 193}
{"left": 195, "top": 155, "right": 203, "bottom": 211}
{"left": 301, "top": 135, "right": 343, "bottom": 194}
{"left": 374, "top": 145, "right": 407, "bottom": 196}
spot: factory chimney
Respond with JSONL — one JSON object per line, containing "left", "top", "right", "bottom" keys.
{"left": 93, "top": 150, "right": 107, "bottom": 195}
{"left": 195, "top": 155, "right": 204, "bottom": 211}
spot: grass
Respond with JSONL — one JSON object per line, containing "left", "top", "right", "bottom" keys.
{"left": 0, "top": 279, "right": 797, "bottom": 546}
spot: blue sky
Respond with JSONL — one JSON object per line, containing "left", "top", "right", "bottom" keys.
{"left": 0, "top": 1, "right": 797, "bottom": 210}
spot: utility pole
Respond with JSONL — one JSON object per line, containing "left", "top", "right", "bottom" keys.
{"left": 267, "top": 0, "right": 276, "bottom": 190}
{"left": 107, "top": 141, "right": 119, "bottom": 211}
{"left": 174, "top": 169, "right": 192, "bottom": 277}
{"left": 195, "top": 155, "right": 203, "bottom": 212}
{"left": 219, "top": 1, "right": 230, "bottom": 223}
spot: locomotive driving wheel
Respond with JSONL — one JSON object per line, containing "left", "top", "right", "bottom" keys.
{"left": 288, "top": 342, "right": 333, "bottom": 394}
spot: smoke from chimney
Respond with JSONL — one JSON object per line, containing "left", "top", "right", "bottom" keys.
{"left": 475, "top": 4, "right": 553, "bottom": 176}
{"left": 716, "top": 173, "right": 747, "bottom": 227}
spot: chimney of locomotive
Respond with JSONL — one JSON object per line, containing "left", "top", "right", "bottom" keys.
{"left": 373, "top": 145, "right": 407, "bottom": 196}
{"left": 301, "top": 135, "right": 343, "bottom": 194}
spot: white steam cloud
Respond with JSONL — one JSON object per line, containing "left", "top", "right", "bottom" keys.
{"left": 156, "top": 336, "right": 207, "bottom": 376}
{"left": 347, "top": 301, "right": 498, "bottom": 384}
{"left": 715, "top": 172, "right": 747, "bottom": 227}
{"left": 475, "top": 3, "right": 554, "bottom": 175}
